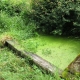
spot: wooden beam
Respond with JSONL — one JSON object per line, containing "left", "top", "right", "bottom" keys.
{"left": 5, "top": 40, "right": 63, "bottom": 76}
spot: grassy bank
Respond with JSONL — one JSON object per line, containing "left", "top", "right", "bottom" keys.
{"left": 0, "top": 48, "right": 59, "bottom": 80}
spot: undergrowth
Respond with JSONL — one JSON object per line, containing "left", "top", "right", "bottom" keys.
{"left": 0, "top": 11, "right": 36, "bottom": 40}
{"left": 0, "top": 0, "right": 36, "bottom": 40}
{"left": 0, "top": 48, "right": 62, "bottom": 80}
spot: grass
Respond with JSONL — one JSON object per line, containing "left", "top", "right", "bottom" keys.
{"left": 0, "top": 48, "right": 62, "bottom": 80}
{"left": 0, "top": 48, "right": 30, "bottom": 80}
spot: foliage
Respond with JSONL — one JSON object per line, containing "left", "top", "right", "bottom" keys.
{"left": 21, "top": 39, "right": 38, "bottom": 53}
{"left": 0, "top": 48, "right": 63, "bottom": 80}
{"left": 0, "top": 0, "right": 37, "bottom": 40}
{"left": 31, "top": 0, "right": 80, "bottom": 36}
{"left": 0, "top": 0, "right": 29, "bottom": 16}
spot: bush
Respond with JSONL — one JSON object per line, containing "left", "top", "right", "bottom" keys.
{"left": 31, "top": 0, "right": 80, "bottom": 36}
{"left": 0, "top": 0, "right": 37, "bottom": 39}
{"left": 0, "top": 0, "right": 28, "bottom": 16}
{"left": 0, "top": 11, "right": 36, "bottom": 39}
{"left": 0, "top": 11, "right": 10, "bottom": 32}
{"left": 0, "top": 11, "right": 24, "bottom": 32}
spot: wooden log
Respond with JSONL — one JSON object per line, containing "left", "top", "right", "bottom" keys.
{"left": 5, "top": 40, "right": 63, "bottom": 76}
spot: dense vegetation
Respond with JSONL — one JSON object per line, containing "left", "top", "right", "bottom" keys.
{"left": 0, "top": 0, "right": 80, "bottom": 80}
{"left": 31, "top": 0, "right": 80, "bottom": 36}
{"left": 0, "top": 48, "right": 59, "bottom": 80}
{"left": 0, "top": 0, "right": 62, "bottom": 80}
{"left": 0, "top": 0, "right": 36, "bottom": 40}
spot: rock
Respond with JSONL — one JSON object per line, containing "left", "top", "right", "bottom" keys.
{"left": 67, "top": 54, "right": 80, "bottom": 75}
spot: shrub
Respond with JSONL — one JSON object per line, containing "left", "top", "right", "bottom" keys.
{"left": 0, "top": 0, "right": 37, "bottom": 39}
{"left": 0, "top": 11, "right": 36, "bottom": 39}
{"left": 0, "top": 11, "right": 10, "bottom": 32}
{"left": 31, "top": 0, "right": 80, "bottom": 36}
{"left": 0, "top": 0, "right": 28, "bottom": 16}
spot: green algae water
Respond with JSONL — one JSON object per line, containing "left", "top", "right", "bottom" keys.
{"left": 22, "top": 35, "right": 80, "bottom": 70}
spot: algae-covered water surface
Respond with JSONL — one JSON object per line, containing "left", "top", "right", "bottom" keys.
{"left": 22, "top": 35, "right": 80, "bottom": 70}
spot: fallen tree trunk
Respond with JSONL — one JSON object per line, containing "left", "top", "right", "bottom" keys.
{"left": 5, "top": 40, "right": 63, "bottom": 76}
